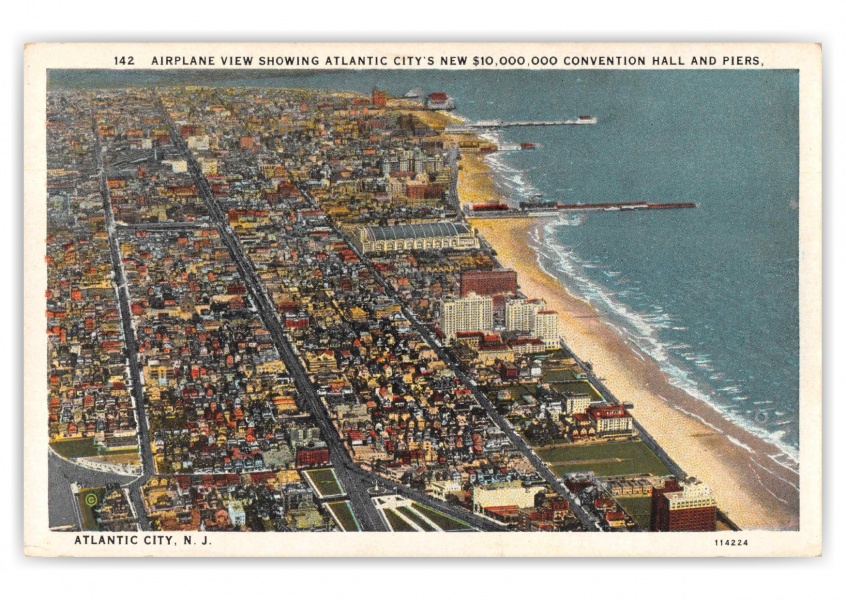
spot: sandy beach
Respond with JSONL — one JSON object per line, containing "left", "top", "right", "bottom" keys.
{"left": 455, "top": 144, "right": 799, "bottom": 530}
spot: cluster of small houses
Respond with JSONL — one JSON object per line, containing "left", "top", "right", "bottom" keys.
{"left": 48, "top": 85, "right": 640, "bottom": 533}
{"left": 160, "top": 86, "right": 549, "bottom": 498}
{"left": 46, "top": 92, "right": 139, "bottom": 453}
{"left": 141, "top": 472, "right": 334, "bottom": 532}
{"left": 120, "top": 229, "right": 330, "bottom": 476}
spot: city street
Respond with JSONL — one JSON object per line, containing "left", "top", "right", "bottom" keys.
{"left": 90, "top": 116, "right": 157, "bottom": 530}
{"left": 160, "top": 100, "right": 508, "bottom": 533}
{"left": 293, "top": 184, "right": 598, "bottom": 531}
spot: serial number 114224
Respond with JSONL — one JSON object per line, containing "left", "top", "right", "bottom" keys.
{"left": 715, "top": 539, "right": 749, "bottom": 546}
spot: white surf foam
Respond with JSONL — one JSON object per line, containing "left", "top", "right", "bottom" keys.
{"left": 527, "top": 219, "right": 801, "bottom": 466}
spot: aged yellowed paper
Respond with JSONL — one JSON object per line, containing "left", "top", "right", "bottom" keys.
{"left": 23, "top": 42, "right": 821, "bottom": 557}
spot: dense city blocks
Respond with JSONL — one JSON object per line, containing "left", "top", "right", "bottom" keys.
{"left": 47, "top": 84, "right": 727, "bottom": 535}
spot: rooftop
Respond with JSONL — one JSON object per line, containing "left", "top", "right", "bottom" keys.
{"left": 363, "top": 222, "right": 471, "bottom": 241}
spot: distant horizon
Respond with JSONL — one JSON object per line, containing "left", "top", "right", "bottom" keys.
{"left": 48, "top": 68, "right": 354, "bottom": 89}
{"left": 46, "top": 67, "right": 799, "bottom": 90}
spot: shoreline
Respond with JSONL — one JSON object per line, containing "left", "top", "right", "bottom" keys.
{"left": 454, "top": 141, "right": 799, "bottom": 530}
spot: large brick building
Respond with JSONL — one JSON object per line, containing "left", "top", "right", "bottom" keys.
{"left": 460, "top": 269, "right": 518, "bottom": 298}
{"left": 371, "top": 87, "right": 387, "bottom": 107}
{"left": 296, "top": 447, "right": 330, "bottom": 469}
{"left": 650, "top": 479, "right": 717, "bottom": 532}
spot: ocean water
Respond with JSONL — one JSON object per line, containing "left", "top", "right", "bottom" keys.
{"left": 52, "top": 69, "right": 800, "bottom": 466}
{"left": 468, "top": 71, "right": 800, "bottom": 470}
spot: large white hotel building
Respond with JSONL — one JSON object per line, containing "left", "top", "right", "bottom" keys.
{"left": 439, "top": 293, "right": 493, "bottom": 343}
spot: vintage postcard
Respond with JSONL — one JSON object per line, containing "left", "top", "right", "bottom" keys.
{"left": 23, "top": 42, "right": 822, "bottom": 557}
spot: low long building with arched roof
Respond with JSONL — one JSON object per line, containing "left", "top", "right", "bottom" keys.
{"left": 357, "top": 221, "right": 479, "bottom": 253}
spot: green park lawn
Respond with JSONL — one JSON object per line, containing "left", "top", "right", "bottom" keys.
{"left": 411, "top": 503, "right": 473, "bottom": 531}
{"left": 537, "top": 440, "right": 672, "bottom": 478}
{"left": 304, "top": 468, "right": 344, "bottom": 497}
{"left": 326, "top": 501, "right": 360, "bottom": 531}
{"left": 76, "top": 486, "right": 107, "bottom": 530}
{"left": 384, "top": 509, "right": 416, "bottom": 532}
{"left": 397, "top": 506, "right": 436, "bottom": 531}
{"left": 51, "top": 438, "right": 99, "bottom": 458}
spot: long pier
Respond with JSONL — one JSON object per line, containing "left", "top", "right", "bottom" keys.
{"left": 465, "top": 201, "right": 697, "bottom": 219}
{"left": 445, "top": 117, "right": 597, "bottom": 132}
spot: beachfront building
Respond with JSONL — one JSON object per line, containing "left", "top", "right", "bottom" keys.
{"left": 507, "top": 337, "right": 547, "bottom": 355}
{"left": 505, "top": 298, "right": 560, "bottom": 349}
{"left": 533, "top": 310, "right": 560, "bottom": 349}
{"left": 371, "top": 87, "right": 387, "bottom": 107}
{"left": 440, "top": 293, "right": 493, "bottom": 343}
{"left": 460, "top": 269, "right": 518, "bottom": 298}
{"left": 587, "top": 405, "right": 635, "bottom": 438}
{"left": 650, "top": 479, "right": 717, "bottom": 532}
{"left": 426, "top": 92, "right": 455, "bottom": 110}
{"left": 505, "top": 298, "right": 546, "bottom": 332}
{"left": 357, "top": 222, "right": 479, "bottom": 254}
{"left": 461, "top": 269, "right": 518, "bottom": 320}
{"left": 564, "top": 392, "right": 592, "bottom": 415}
